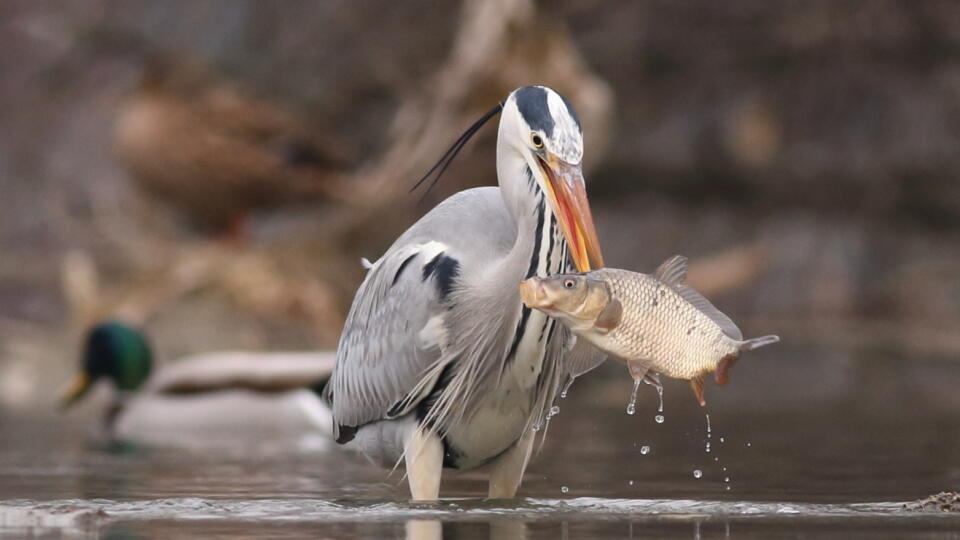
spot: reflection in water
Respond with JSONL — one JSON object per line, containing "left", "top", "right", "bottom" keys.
{"left": 406, "top": 519, "right": 441, "bottom": 540}
{"left": 405, "top": 519, "right": 529, "bottom": 540}
{"left": 489, "top": 519, "right": 527, "bottom": 540}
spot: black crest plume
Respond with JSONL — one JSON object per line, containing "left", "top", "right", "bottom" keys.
{"left": 410, "top": 103, "right": 503, "bottom": 201}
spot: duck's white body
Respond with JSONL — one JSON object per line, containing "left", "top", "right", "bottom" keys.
{"left": 104, "top": 352, "right": 336, "bottom": 449}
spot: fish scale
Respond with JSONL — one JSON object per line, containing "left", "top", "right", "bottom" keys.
{"left": 519, "top": 255, "right": 780, "bottom": 406}
{"left": 594, "top": 268, "right": 738, "bottom": 380}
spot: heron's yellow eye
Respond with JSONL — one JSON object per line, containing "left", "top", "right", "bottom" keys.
{"left": 531, "top": 133, "right": 544, "bottom": 148}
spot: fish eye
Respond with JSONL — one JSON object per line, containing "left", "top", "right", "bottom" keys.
{"left": 563, "top": 279, "right": 576, "bottom": 289}
{"left": 531, "top": 133, "right": 544, "bottom": 148}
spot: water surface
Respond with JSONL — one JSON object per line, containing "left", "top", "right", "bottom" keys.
{"left": 2, "top": 340, "right": 959, "bottom": 538}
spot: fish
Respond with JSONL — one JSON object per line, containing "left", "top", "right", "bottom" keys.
{"left": 519, "top": 255, "right": 779, "bottom": 406}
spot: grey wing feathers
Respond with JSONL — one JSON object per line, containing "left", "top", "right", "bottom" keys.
{"left": 327, "top": 244, "right": 446, "bottom": 439}
{"left": 326, "top": 188, "right": 517, "bottom": 441}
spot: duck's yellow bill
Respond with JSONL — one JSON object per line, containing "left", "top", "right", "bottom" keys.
{"left": 59, "top": 373, "right": 92, "bottom": 409}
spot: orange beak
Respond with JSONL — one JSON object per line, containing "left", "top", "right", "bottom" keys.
{"left": 538, "top": 157, "right": 604, "bottom": 272}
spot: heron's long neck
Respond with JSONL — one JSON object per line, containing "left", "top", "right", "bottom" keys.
{"left": 490, "top": 152, "right": 570, "bottom": 373}
{"left": 496, "top": 150, "right": 570, "bottom": 283}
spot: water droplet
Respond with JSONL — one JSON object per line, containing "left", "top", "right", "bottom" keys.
{"left": 532, "top": 422, "right": 541, "bottom": 432}
{"left": 722, "top": 467, "right": 727, "bottom": 472}
{"left": 746, "top": 442, "right": 752, "bottom": 447}
{"left": 720, "top": 437, "right": 725, "bottom": 443}
{"left": 626, "top": 378, "right": 640, "bottom": 415}
{"left": 714, "top": 457, "right": 719, "bottom": 462}
{"left": 543, "top": 408, "right": 557, "bottom": 432}
{"left": 656, "top": 384, "right": 664, "bottom": 413}
{"left": 705, "top": 442, "right": 711, "bottom": 453}
{"left": 628, "top": 480, "right": 634, "bottom": 486}
{"left": 561, "top": 486, "right": 569, "bottom": 494}
{"left": 726, "top": 486, "right": 731, "bottom": 491}
{"left": 655, "top": 414, "right": 664, "bottom": 424}
{"left": 640, "top": 445, "right": 650, "bottom": 455}
{"left": 693, "top": 470, "right": 702, "bottom": 479}
{"left": 705, "top": 413, "right": 711, "bottom": 437}
{"left": 560, "top": 376, "right": 574, "bottom": 399}
{"left": 724, "top": 477, "right": 730, "bottom": 483}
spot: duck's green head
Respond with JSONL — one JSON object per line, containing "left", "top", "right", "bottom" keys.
{"left": 60, "top": 322, "right": 154, "bottom": 408}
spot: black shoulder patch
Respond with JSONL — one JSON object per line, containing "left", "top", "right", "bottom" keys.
{"left": 422, "top": 253, "right": 460, "bottom": 300}
{"left": 514, "top": 86, "right": 554, "bottom": 138}
{"left": 335, "top": 424, "right": 357, "bottom": 444}
{"left": 392, "top": 252, "right": 417, "bottom": 286}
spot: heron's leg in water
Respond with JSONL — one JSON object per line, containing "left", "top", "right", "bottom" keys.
{"left": 486, "top": 428, "right": 535, "bottom": 498}
{"left": 404, "top": 427, "right": 443, "bottom": 501}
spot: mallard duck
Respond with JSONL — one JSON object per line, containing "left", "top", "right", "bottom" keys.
{"left": 60, "top": 321, "right": 336, "bottom": 444}
{"left": 113, "top": 56, "right": 355, "bottom": 233}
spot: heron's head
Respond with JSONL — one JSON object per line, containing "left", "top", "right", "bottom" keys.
{"left": 60, "top": 321, "right": 153, "bottom": 408}
{"left": 498, "top": 86, "right": 604, "bottom": 271}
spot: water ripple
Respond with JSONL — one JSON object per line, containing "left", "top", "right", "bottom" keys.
{"left": 0, "top": 495, "right": 938, "bottom": 531}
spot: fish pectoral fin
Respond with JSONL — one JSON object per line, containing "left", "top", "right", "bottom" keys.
{"left": 594, "top": 299, "right": 623, "bottom": 334}
{"left": 625, "top": 357, "right": 652, "bottom": 381}
{"left": 626, "top": 357, "right": 662, "bottom": 390}
{"left": 715, "top": 353, "right": 738, "bottom": 385}
{"left": 689, "top": 374, "right": 706, "bottom": 407}
{"left": 642, "top": 371, "right": 662, "bottom": 390}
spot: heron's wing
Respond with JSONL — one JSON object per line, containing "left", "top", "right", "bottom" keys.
{"left": 327, "top": 241, "right": 453, "bottom": 441}
{"left": 145, "top": 352, "right": 337, "bottom": 395}
{"left": 327, "top": 187, "right": 517, "bottom": 442}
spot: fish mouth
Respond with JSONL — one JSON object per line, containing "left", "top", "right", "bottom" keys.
{"left": 537, "top": 156, "right": 604, "bottom": 272}
{"left": 519, "top": 278, "right": 552, "bottom": 310}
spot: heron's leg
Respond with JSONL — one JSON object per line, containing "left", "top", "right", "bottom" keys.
{"left": 404, "top": 427, "right": 443, "bottom": 501}
{"left": 486, "top": 428, "right": 535, "bottom": 498}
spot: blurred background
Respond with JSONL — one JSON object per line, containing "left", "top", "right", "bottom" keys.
{"left": 4, "top": 0, "right": 959, "bottom": 407}
{"left": 1, "top": 0, "right": 959, "bottom": 522}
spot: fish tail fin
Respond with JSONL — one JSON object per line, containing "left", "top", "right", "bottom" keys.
{"left": 739, "top": 334, "right": 780, "bottom": 352}
{"left": 715, "top": 335, "right": 779, "bottom": 386}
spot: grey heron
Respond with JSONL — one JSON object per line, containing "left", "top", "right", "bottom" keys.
{"left": 326, "top": 86, "right": 606, "bottom": 500}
